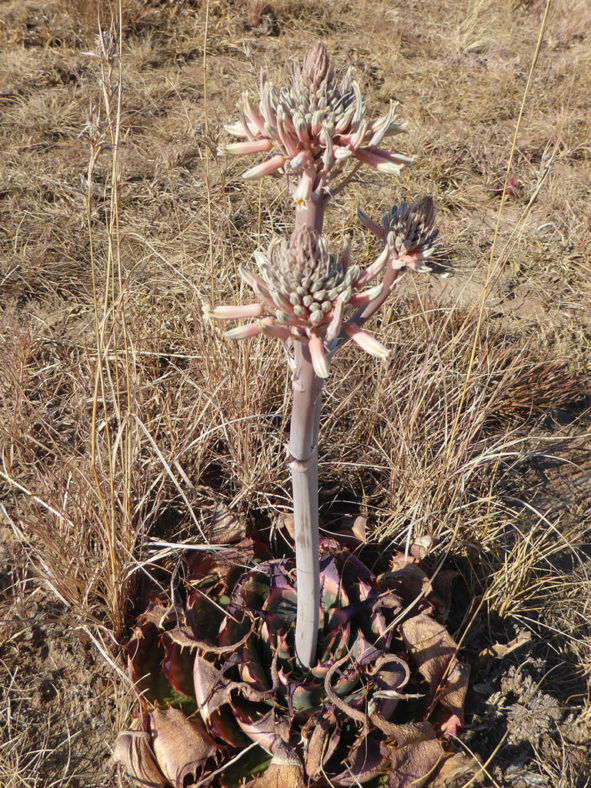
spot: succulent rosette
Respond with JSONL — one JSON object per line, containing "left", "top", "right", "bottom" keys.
{"left": 115, "top": 536, "right": 469, "bottom": 788}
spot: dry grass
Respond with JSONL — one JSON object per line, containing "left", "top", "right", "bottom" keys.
{"left": 1, "top": 0, "right": 590, "bottom": 785}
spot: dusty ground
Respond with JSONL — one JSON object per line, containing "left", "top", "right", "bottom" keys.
{"left": 1, "top": 0, "right": 590, "bottom": 786}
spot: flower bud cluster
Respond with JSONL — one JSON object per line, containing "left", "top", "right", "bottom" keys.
{"left": 207, "top": 226, "right": 386, "bottom": 378}
{"left": 225, "top": 43, "right": 412, "bottom": 190}
{"left": 207, "top": 194, "right": 439, "bottom": 379}
{"left": 208, "top": 46, "right": 440, "bottom": 378}
{"left": 358, "top": 196, "right": 439, "bottom": 273}
{"left": 257, "top": 228, "right": 358, "bottom": 328}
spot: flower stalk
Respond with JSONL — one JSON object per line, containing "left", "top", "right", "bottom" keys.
{"left": 207, "top": 43, "right": 439, "bottom": 669}
{"left": 289, "top": 341, "right": 322, "bottom": 667}
{"left": 289, "top": 178, "right": 326, "bottom": 667}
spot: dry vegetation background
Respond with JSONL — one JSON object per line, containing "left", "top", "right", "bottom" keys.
{"left": 0, "top": 0, "right": 590, "bottom": 785}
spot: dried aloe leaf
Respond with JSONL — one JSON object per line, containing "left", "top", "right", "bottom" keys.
{"left": 438, "top": 660, "right": 470, "bottom": 724}
{"left": 386, "top": 735, "right": 444, "bottom": 788}
{"left": 400, "top": 613, "right": 469, "bottom": 729}
{"left": 113, "top": 716, "right": 167, "bottom": 788}
{"left": 245, "top": 743, "right": 305, "bottom": 788}
{"left": 193, "top": 653, "right": 235, "bottom": 721}
{"left": 304, "top": 709, "right": 341, "bottom": 779}
{"left": 332, "top": 734, "right": 387, "bottom": 786}
{"left": 149, "top": 707, "right": 217, "bottom": 788}
{"left": 208, "top": 500, "right": 246, "bottom": 544}
{"left": 234, "top": 707, "right": 291, "bottom": 754}
{"left": 430, "top": 751, "right": 483, "bottom": 786}
{"left": 400, "top": 614, "right": 458, "bottom": 697}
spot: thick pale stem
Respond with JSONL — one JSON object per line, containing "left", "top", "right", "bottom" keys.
{"left": 289, "top": 342, "right": 323, "bottom": 667}
{"left": 290, "top": 188, "right": 326, "bottom": 668}
{"left": 295, "top": 189, "right": 327, "bottom": 234}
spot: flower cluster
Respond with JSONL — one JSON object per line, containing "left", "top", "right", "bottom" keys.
{"left": 225, "top": 43, "right": 412, "bottom": 199}
{"left": 358, "top": 196, "right": 439, "bottom": 273}
{"left": 206, "top": 197, "right": 439, "bottom": 378}
{"left": 206, "top": 226, "right": 393, "bottom": 378}
{"left": 115, "top": 537, "right": 469, "bottom": 787}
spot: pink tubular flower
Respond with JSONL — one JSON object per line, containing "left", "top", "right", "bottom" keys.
{"left": 224, "top": 43, "right": 411, "bottom": 200}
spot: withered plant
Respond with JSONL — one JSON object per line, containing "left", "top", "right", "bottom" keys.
{"left": 115, "top": 43, "right": 469, "bottom": 787}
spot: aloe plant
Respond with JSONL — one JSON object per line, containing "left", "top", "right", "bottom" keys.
{"left": 116, "top": 44, "right": 465, "bottom": 787}
{"left": 115, "top": 535, "right": 469, "bottom": 787}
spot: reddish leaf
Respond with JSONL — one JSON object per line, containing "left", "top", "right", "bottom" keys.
{"left": 351, "top": 630, "right": 382, "bottom": 666}
{"left": 162, "top": 633, "right": 196, "bottom": 699}
{"left": 339, "top": 551, "right": 375, "bottom": 598}
{"left": 319, "top": 612, "right": 351, "bottom": 667}
{"left": 370, "top": 653, "right": 411, "bottom": 719}
{"left": 186, "top": 591, "right": 225, "bottom": 643}
{"left": 319, "top": 555, "right": 349, "bottom": 609}
{"left": 439, "top": 713, "right": 462, "bottom": 738}
{"left": 207, "top": 706, "right": 250, "bottom": 747}
{"left": 127, "top": 621, "right": 169, "bottom": 704}
{"left": 239, "top": 638, "right": 271, "bottom": 691}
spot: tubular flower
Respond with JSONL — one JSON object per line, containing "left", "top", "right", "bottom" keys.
{"left": 206, "top": 226, "right": 393, "bottom": 378}
{"left": 115, "top": 535, "right": 469, "bottom": 788}
{"left": 225, "top": 42, "right": 412, "bottom": 193}
{"left": 358, "top": 196, "right": 439, "bottom": 273}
